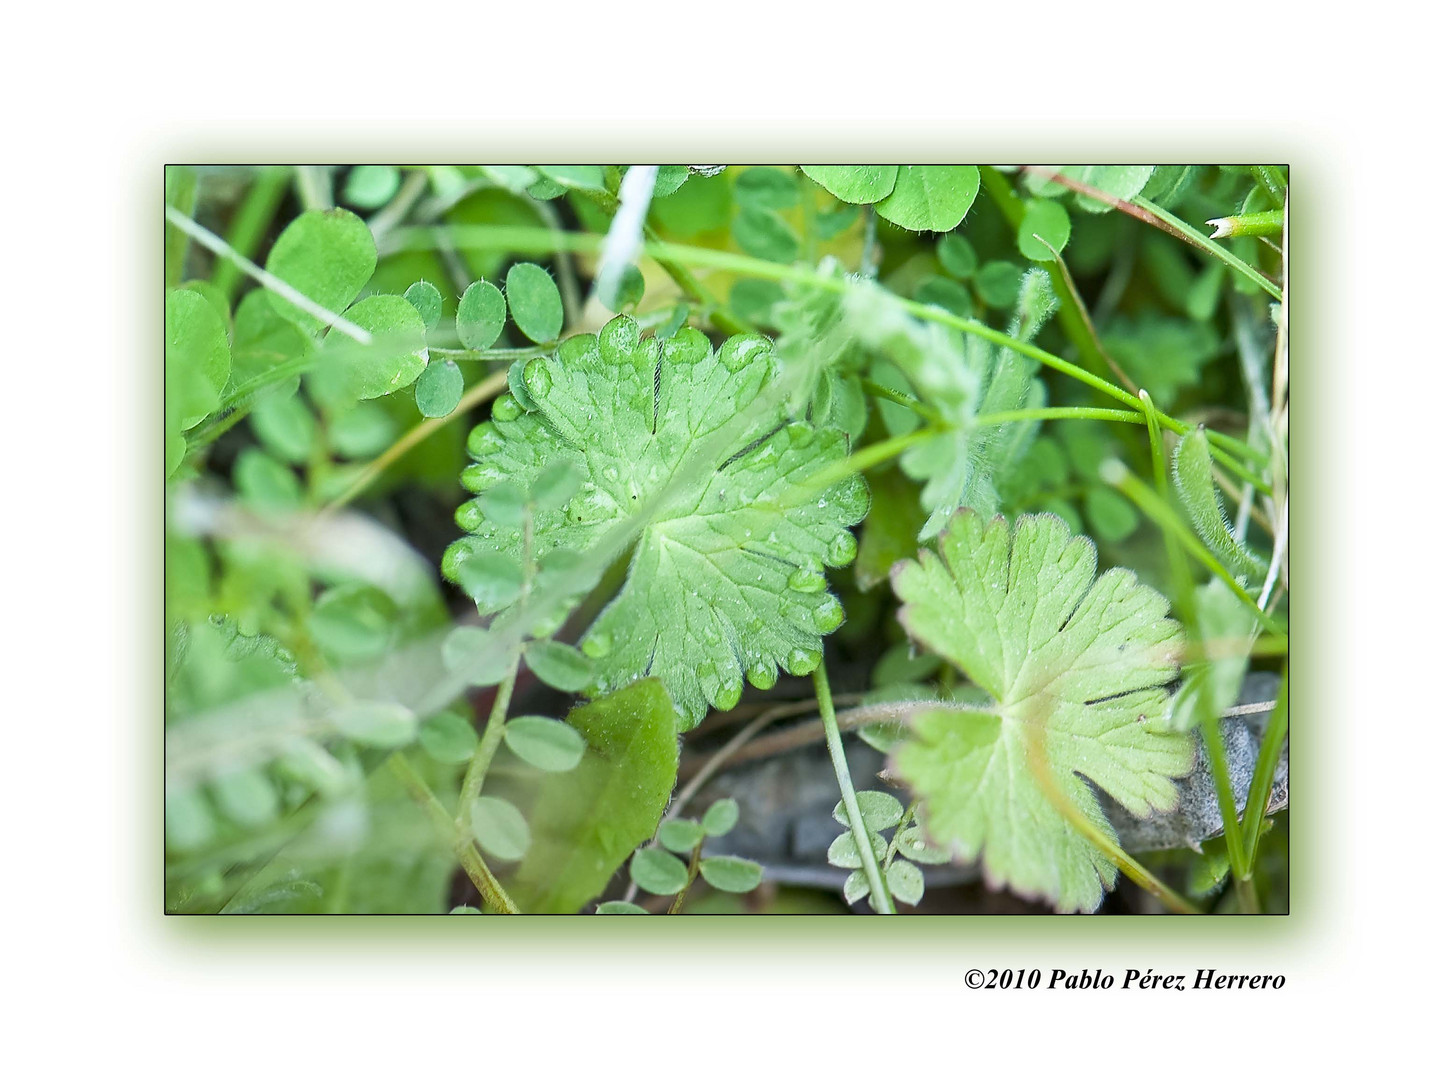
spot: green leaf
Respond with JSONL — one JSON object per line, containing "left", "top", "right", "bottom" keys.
{"left": 234, "top": 448, "right": 302, "bottom": 514}
{"left": 535, "top": 165, "right": 606, "bottom": 192}
{"left": 974, "top": 261, "right": 1022, "bottom": 309}
{"left": 333, "top": 700, "right": 417, "bottom": 749}
{"left": 657, "top": 819, "right": 705, "bottom": 854}
{"left": 523, "top": 640, "right": 593, "bottom": 692}
{"left": 415, "top": 360, "right": 464, "bottom": 417}
{"left": 1169, "top": 580, "right": 1257, "bottom": 732}
{"left": 504, "top": 715, "right": 587, "bottom": 772}
{"left": 166, "top": 786, "right": 215, "bottom": 852}
{"left": 510, "top": 680, "right": 680, "bottom": 913}
{"left": 733, "top": 205, "right": 799, "bottom": 263}
{"left": 1067, "top": 165, "right": 1156, "bottom": 214}
{"left": 323, "top": 294, "right": 429, "bottom": 400}
{"left": 328, "top": 402, "right": 397, "bottom": 459}
{"left": 404, "top": 280, "right": 443, "bottom": 331}
{"left": 166, "top": 288, "right": 231, "bottom": 430}
{"left": 1172, "top": 426, "right": 1268, "bottom": 580}
{"left": 875, "top": 166, "right": 979, "bottom": 232}
{"left": 800, "top": 166, "right": 898, "bottom": 205}
{"left": 735, "top": 167, "right": 799, "bottom": 210}
{"left": 457, "top": 549, "right": 524, "bottom": 609}
{"left": 264, "top": 209, "right": 377, "bottom": 334}
{"left": 701, "top": 798, "right": 740, "bottom": 837}
{"left": 652, "top": 166, "right": 690, "bottom": 198}
{"left": 505, "top": 263, "right": 563, "bottom": 344}
{"left": 699, "top": 856, "right": 763, "bottom": 893}
{"left": 1084, "top": 485, "right": 1138, "bottom": 543}
{"left": 1100, "top": 313, "right": 1218, "bottom": 406}
{"left": 419, "top": 709, "right": 479, "bottom": 765}
{"left": 1017, "top": 198, "right": 1072, "bottom": 261}
{"left": 471, "top": 796, "right": 531, "bottom": 861}
{"left": 250, "top": 388, "right": 315, "bottom": 463}
{"left": 856, "top": 465, "right": 924, "bottom": 590}
{"left": 630, "top": 848, "right": 689, "bottom": 895}
{"left": 889, "top": 510, "right": 1193, "bottom": 912}
{"left": 886, "top": 859, "right": 925, "bottom": 905}
{"left": 914, "top": 276, "right": 974, "bottom": 320}
{"left": 445, "top": 316, "right": 868, "bottom": 726}
{"left": 212, "top": 767, "right": 279, "bottom": 828}
{"left": 308, "top": 583, "right": 397, "bottom": 662}
{"left": 441, "top": 625, "right": 516, "bottom": 687}
{"left": 832, "top": 790, "right": 904, "bottom": 832}
{"left": 936, "top": 233, "right": 979, "bottom": 278}
{"left": 897, "top": 825, "right": 951, "bottom": 865}
{"left": 530, "top": 460, "right": 583, "bottom": 511}
{"left": 457, "top": 280, "right": 506, "bottom": 350}
{"left": 343, "top": 165, "right": 401, "bottom": 210}
{"left": 596, "top": 900, "right": 649, "bottom": 914}
{"left": 828, "top": 829, "right": 888, "bottom": 868}
{"left": 600, "top": 264, "right": 644, "bottom": 312}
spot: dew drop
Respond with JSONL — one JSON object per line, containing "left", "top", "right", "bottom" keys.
{"left": 785, "top": 647, "right": 819, "bottom": 677}
{"left": 746, "top": 657, "right": 778, "bottom": 690}
{"left": 492, "top": 395, "right": 522, "bottom": 421}
{"left": 789, "top": 565, "right": 827, "bottom": 592}
{"left": 455, "top": 501, "right": 485, "bottom": 532}
{"left": 524, "top": 357, "right": 554, "bottom": 400}
{"left": 712, "top": 678, "right": 743, "bottom": 713}
{"left": 812, "top": 596, "right": 844, "bottom": 633}
{"left": 719, "top": 334, "right": 769, "bottom": 373}
{"left": 582, "top": 629, "right": 613, "bottom": 658}
{"left": 786, "top": 422, "right": 813, "bottom": 448}
{"left": 827, "top": 531, "right": 858, "bottom": 566}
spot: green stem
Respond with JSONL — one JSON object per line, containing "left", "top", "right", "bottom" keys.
{"left": 165, "top": 166, "right": 198, "bottom": 288}
{"left": 975, "top": 406, "right": 1143, "bottom": 427}
{"left": 1103, "top": 461, "right": 1288, "bottom": 642}
{"left": 1239, "top": 661, "right": 1289, "bottom": 864}
{"left": 321, "top": 371, "right": 509, "bottom": 513}
{"left": 212, "top": 166, "right": 291, "bottom": 301}
{"left": 1131, "top": 197, "right": 1281, "bottom": 301}
{"left": 1207, "top": 209, "right": 1283, "bottom": 240}
{"left": 388, "top": 753, "right": 518, "bottom": 913}
{"left": 400, "top": 225, "right": 1270, "bottom": 469}
{"left": 813, "top": 662, "right": 895, "bottom": 914}
{"left": 455, "top": 651, "right": 521, "bottom": 830}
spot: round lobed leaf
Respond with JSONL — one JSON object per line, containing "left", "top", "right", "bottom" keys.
{"left": 457, "top": 280, "right": 506, "bottom": 350}
{"left": 699, "top": 856, "right": 763, "bottom": 894}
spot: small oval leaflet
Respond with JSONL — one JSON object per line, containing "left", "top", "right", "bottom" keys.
{"left": 457, "top": 280, "right": 506, "bottom": 350}
{"left": 832, "top": 790, "right": 904, "bottom": 833}
{"left": 441, "top": 624, "right": 514, "bottom": 687}
{"left": 699, "top": 856, "right": 763, "bottom": 894}
{"left": 505, "top": 263, "right": 563, "bottom": 344}
{"left": 503, "top": 715, "right": 586, "bottom": 772}
{"left": 332, "top": 701, "right": 417, "bottom": 749}
{"left": 596, "top": 900, "right": 648, "bottom": 914}
{"left": 471, "top": 796, "right": 531, "bottom": 861}
{"left": 630, "top": 848, "right": 690, "bottom": 895}
{"left": 415, "top": 360, "right": 464, "bottom": 418}
{"left": 657, "top": 819, "right": 705, "bottom": 854}
{"left": 886, "top": 859, "right": 925, "bottom": 906}
{"left": 419, "top": 710, "right": 478, "bottom": 765}
{"left": 523, "top": 640, "right": 594, "bottom": 692}
{"left": 701, "top": 798, "right": 740, "bottom": 837}
{"left": 404, "top": 280, "right": 443, "bottom": 330}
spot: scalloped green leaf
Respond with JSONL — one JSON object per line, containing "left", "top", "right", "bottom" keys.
{"left": 800, "top": 166, "right": 898, "bottom": 204}
{"left": 445, "top": 315, "right": 869, "bottom": 726}
{"left": 888, "top": 510, "right": 1192, "bottom": 912}
{"left": 875, "top": 166, "right": 980, "bottom": 232}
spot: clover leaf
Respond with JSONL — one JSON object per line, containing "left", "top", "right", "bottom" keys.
{"left": 445, "top": 315, "right": 868, "bottom": 727}
{"left": 889, "top": 510, "right": 1192, "bottom": 912}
